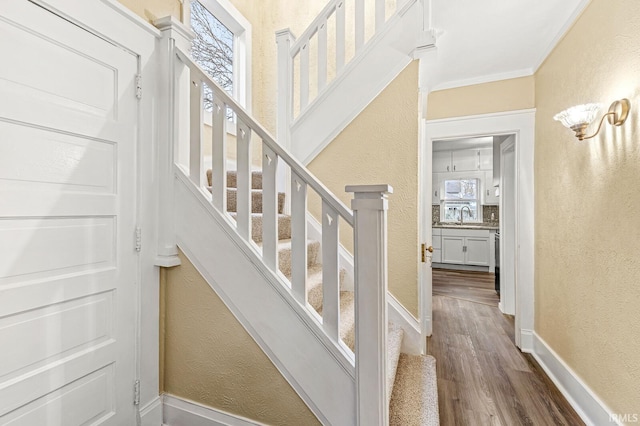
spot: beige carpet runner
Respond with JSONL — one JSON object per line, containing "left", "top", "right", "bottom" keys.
{"left": 207, "top": 169, "right": 440, "bottom": 425}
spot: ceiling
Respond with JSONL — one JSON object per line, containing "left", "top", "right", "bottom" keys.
{"left": 428, "top": 0, "right": 590, "bottom": 90}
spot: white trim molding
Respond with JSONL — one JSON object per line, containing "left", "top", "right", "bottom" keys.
{"left": 163, "top": 395, "right": 264, "bottom": 426}
{"left": 424, "top": 109, "right": 536, "bottom": 350}
{"left": 531, "top": 333, "right": 621, "bottom": 426}
{"left": 141, "top": 396, "right": 163, "bottom": 426}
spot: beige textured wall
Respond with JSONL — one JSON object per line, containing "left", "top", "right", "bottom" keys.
{"left": 161, "top": 251, "right": 320, "bottom": 424}
{"left": 535, "top": 0, "right": 640, "bottom": 416}
{"left": 308, "top": 61, "right": 420, "bottom": 316}
{"left": 117, "top": 0, "right": 181, "bottom": 22}
{"left": 427, "top": 76, "right": 535, "bottom": 120}
{"left": 228, "top": 0, "right": 328, "bottom": 133}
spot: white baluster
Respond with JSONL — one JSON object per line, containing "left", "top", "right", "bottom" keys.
{"left": 336, "top": 1, "right": 346, "bottom": 72}
{"left": 236, "top": 119, "right": 252, "bottom": 240}
{"left": 290, "top": 171, "right": 307, "bottom": 304}
{"left": 346, "top": 184, "right": 393, "bottom": 426}
{"left": 318, "top": 19, "right": 328, "bottom": 91}
{"left": 211, "top": 97, "right": 227, "bottom": 212}
{"left": 300, "top": 42, "right": 310, "bottom": 109}
{"left": 355, "top": 0, "right": 365, "bottom": 51}
{"left": 322, "top": 201, "right": 340, "bottom": 342}
{"left": 189, "top": 78, "right": 203, "bottom": 186}
{"left": 262, "top": 144, "right": 279, "bottom": 270}
{"left": 375, "top": 0, "right": 385, "bottom": 31}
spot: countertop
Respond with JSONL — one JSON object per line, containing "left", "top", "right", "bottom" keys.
{"left": 433, "top": 223, "right": 499, "bottom": 230}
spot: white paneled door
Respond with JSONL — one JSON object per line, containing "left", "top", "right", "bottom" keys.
{"left": 0, "top": 2, "right": 138, "bottom": 425}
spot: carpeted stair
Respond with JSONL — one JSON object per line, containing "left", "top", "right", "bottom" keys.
{"left": 207, "top": 168, "right": 439, "bottom": 425}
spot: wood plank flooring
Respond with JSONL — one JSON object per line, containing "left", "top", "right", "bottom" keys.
{"left": 428, "top": 269, "right": 583, "bottom": 426}
{"left": 433, "top": 269, "right": 499, "bottom": 307}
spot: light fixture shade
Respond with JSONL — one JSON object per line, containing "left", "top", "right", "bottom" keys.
{"left": 553, "top": 103, "right": 602, "bottom": 129}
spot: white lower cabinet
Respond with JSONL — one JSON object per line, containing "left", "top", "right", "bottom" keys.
{"left": 439, "top": 228, "right": 490, "bottom": 266}
{"left": 432, "top": 229, "right": 442, "bottom": 263}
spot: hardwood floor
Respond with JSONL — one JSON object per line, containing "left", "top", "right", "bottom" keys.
{"left": 433, "top": 269, "right": 499, "bottom": 307}
{"left": 428, "top": 269, "right": 583, "bottom": 426}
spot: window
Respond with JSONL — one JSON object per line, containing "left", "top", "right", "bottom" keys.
{"left": 441, "top": 179, "right": 481, "bottom": 223}
{"left": 188, "top": 0, "right": 251, "bottom": 119}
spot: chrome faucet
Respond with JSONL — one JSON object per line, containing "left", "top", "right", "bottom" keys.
{"left": 459, "top": 206, "right": 472, "bottom": 225}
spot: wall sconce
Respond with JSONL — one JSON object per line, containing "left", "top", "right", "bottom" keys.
{"left": 554, "top": 99, "right": 630, "bottom": 140}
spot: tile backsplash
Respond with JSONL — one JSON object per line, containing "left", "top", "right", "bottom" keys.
{"left": 432, "top": 204, "right": 499, "bottom": 225}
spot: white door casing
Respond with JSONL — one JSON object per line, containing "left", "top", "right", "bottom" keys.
{"left": 421, "top": 109, "right": 535, "bottom": 351}
{"left": 0, "top": 2, "right": 138, "bottom": 424}
{"left": 500, "top": 138, "right": 517, "bottom": 315}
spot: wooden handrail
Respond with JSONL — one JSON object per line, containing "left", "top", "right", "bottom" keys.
{"left": 176, "top": 47, "right": 354, "bottom": 226}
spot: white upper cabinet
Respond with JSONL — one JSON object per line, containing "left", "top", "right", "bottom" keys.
{"left": 484, "top": 171, "right": 499, "bottom": 205}
{"left": 432, "top": 173, "right": 442, "bottom": 205}
{"left": 451, "top": 149, "right": 478, "bottom": 172}
{"left": 479, "top": 148, "right": 493, "bottom": 171}
{"left": 434, "top": 149, "right": 480, "bottom": 173}
{"left": 433, "top": 151, "right": 452, "bottom": 173}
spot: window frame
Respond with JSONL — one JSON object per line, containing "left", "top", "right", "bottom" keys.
{"left": 187, "top": 0, "right": 252, "bottom": 130}
{"left": 440, "top": 178, "right": 482, "bottom": 223}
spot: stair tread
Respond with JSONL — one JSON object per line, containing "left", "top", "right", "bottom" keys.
{"left": 206, "top": 169, "right": 263, "bottom": 189}
{"left": 307, "top": 265, "right": 346, "bottom": 313}
{"left": 389, "top": 354, "right": 439, "bottom": 426}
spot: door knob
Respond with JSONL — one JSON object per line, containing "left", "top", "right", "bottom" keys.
{"left": 421, "top": 244, "right": 434, "bottom": 262}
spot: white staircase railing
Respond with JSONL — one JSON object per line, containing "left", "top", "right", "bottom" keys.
{"left": 278, "top": 0, "right": 408, "bottom": 123}
{"left": 174, "top": 46, "right": 393, "bottom": 424}
{"left": 276, "top": 0, "right": 431, "bottom": 163}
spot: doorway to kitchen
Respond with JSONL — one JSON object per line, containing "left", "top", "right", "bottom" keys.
{"left": 419, "top": 109, "right": 535, "bottom": 351}
{"left": 430, "top": 135, "right": 512, "bottom": 323}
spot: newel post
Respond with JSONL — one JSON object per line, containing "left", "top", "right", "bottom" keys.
{"left": 276, "top": 28, "right": 295, "bottom": 210}
{"left": 346, "top": 184, "right": 393, "bottom": 426}
{"left": 275, "top": 28, "right": 294, "bottom": 149}
{"left": 154, "top": 17, "right": 194, "bottom": 267}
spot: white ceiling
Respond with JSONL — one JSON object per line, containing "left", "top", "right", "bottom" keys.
{"left": 429, "top": 0, "right": 590, "bottom": 90}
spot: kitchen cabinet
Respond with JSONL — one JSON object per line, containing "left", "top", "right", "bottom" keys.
{"left": 440, "top": 228, "right": 490, "bottom": 266}
{"left": 432, "top": 229, "right": 442, "bottom": 263}
{"left": 484, "top": 171, "right": 499, "bottom": 205}
{"left": 451, "top": 149, "right": 478, "bottom": 172}
{"left": 479, "top": 148, "right": 493, "bottom": 171}
{"left": 432, "top": 173, "right": 442, "bottom": 205}
{"left": 433, "top": 151, "right": 452, "bottom": 173}
{"left": 433, "top": 149, "right": 479, "bottom": 173}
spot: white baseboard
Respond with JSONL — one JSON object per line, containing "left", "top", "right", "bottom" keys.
{"left": 531, "top": 332, "right": 620, "bottom": 426}
{"left": 519, "top": 328, "right": 534, "bottom": 353}
{"left": 141, "top": 396, "right": 163, "bottom": 426}
{"left": 163, "top": 395, "right": 264, "bottom": 426}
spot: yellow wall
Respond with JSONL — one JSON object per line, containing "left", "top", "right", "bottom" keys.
{"left": 309, "top": 61, "right": 420, "bottom": 316}
{"left": 534, "top": 0, "right": 640, "bottom": 415}
{"left": 161, "top": 251, "right": 320, "bottom": 424}
{"left": 228, "top": 0, "right": 328, "bottom": 134}
{"left": 117, "top": 0, "right": 181, "bottom": 22}
{"left": 427, "top": 76, "right": 535, "bottom": 120}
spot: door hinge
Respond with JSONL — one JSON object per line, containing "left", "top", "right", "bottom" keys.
{"left": 135, "top": 74, "right": 142, "bottom": 100}
{"left": 133, "top": 379, "right": 140, "bottom": 406}
{"left": 135, "top": 226, "right": 142, "bottom": 252}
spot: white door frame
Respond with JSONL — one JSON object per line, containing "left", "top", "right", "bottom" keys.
{"left": 420, "top": 109, "right": 535, "bottom": 352}
{"left": 30, "top": 0, "right": 166, "bottom": 422}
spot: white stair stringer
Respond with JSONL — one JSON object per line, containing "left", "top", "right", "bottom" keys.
{"left": 291, "top": 0, "right": 429, "bottom": 164}
{"left": 173, "top": 170, "right": 356, "bottom": 425}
